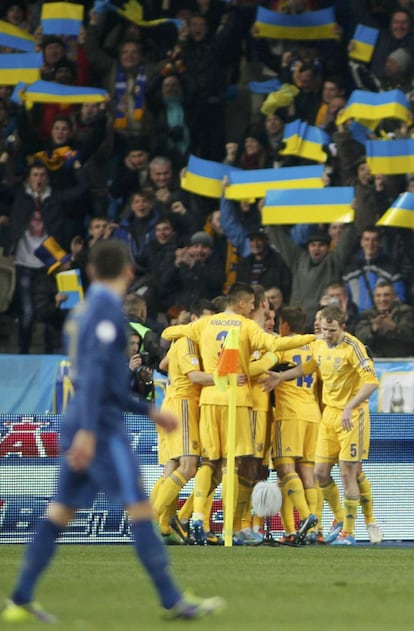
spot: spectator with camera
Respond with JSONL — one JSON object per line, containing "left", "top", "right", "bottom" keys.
{"left": 127, "top": 327, "right": 155, "bottom": 403}
{"left": 355, "top": 280, "right": 414, "bottom": 357}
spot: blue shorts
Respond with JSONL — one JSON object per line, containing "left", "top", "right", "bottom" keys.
{"left": 55, "top": 432, "right": 147, "bottom": 508}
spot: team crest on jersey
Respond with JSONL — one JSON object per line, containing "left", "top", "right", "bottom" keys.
{"left": 334, "top": 357, "right": 342, "bottom": 370}
{"left": 192, "top": 441, "right": 199, "bottom": 450}
{"left": 96, "top": 320, "right": 116, "bottom": 343}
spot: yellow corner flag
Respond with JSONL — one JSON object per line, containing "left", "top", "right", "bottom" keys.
{"left": 214, "top": 328, "right": 240, "bottom": 547}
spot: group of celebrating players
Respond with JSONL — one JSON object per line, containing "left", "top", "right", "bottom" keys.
{"left": 152, "top": 282, "right": 383, "bottom": 547}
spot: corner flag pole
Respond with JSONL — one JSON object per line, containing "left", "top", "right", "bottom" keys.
{"left": 223, "top": 371, "right": 237, "bottom": 547}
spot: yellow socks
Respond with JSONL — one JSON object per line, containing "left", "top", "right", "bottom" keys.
{"left": 320, "top": 478, "right": 344, "bottom": 523}
{"left": 153, "top": 471, "right": 187, "bottom": 517}
{"left": 357, "top": 472, "right": 375, "bottom": 525}
{"left": 281, "top": 472, "right": 310, "bottom": 520}
{"left": 343, "top": 495, "right": 359, "bottom": 535}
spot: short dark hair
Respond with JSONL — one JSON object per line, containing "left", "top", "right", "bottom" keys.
{"left": 190, "top": 299, "right": 217, "bottom": 317}
{"left": 253, "top": 284, "right": 266, "bottom": 310}
{"left": 88, "top": 239, "right": 132, "bottom": 279}
{"left": 279, "top": 306, "right": 306, "bottom": 333}
{"left": 227, "top": 282, "right": 254, "bottom": 305}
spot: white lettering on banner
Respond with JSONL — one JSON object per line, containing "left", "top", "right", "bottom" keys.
{"left": 0, "top": 421, "right": 59, "bottom": 458}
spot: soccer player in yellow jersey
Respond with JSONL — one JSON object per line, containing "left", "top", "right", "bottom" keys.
{"left": 262, "top": 304, "right": 379, "bottom": 546}
{"left": 161, "top": 282, "right": 315, "bottom": 543}
{"left": 152, "top": 301, "right": 215, "bottom": 543}
{"left": 271, "top": 307, "right": 321, "bottom": 545}
{"left": 236, "top": 285, "right": 274, "bottom": 544}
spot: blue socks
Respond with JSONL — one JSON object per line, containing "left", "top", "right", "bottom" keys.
{"left": 12, "top": 519, "right": 61, "bottom": 605}
{"left": 11, "top": 517, "right": 182, "bottom": 611}
{"left": 131, "top": 520, "right": 182, "bottom": 609}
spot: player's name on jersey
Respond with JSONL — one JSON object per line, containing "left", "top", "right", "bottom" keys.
{"left": 210, "top": 319, "right": 242, "bottom": 326}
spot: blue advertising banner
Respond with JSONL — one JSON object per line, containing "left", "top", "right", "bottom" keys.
{"left": 0, "top": 413, "right": 413, "bottom": 543}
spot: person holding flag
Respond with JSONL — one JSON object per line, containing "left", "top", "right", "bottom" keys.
{"left": 161, "top": 282, "right": 316, "bottom": 545}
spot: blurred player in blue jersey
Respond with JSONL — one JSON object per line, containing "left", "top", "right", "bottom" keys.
{"left": 1, "top": 240, "right": 224, "bottom": 624}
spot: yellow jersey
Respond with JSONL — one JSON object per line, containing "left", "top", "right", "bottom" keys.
{"left": 163, "top": 337, "right": 202, "bottom": 402}
{"left": 162, "top": 312, "right": 315, "bottom": 407}
{"left": 274, "top": 340, "right": 321, "bottom": 422}
{"left": 303, "top": 334, "right": 378, "bottom": 410}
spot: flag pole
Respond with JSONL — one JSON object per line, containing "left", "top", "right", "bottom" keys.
{"left": 223, "top": 372, "right": 237, "bottom": 547}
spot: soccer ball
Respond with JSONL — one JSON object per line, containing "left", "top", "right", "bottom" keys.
{"left": 252, "top": 481, "right": 282, "bottom": 517}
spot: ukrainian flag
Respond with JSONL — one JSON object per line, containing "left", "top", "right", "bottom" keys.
{"left": 280, "top": 119, "right": 328, "bottom": 163}
{"left": 366, "top": 139, "right": 414, "bottom": 175}
{"left": 248, "top": 78, "right": 281, "bottom": 95}
{"left": 0, "top": 20, "right": 35, "bottom": 52}
{"left": 262, "top": 187, "right": 354, "bottom": 224}
{"left": 0, "top": 52, "right": 42, "bottom": 85}
{"left": 349, "top": 121, "right": 373, "bottom": 147}
{"left": 181, "top": 155, "right": 238, "bottom": 198}
{"left": 12, "top": 80, "right": 108, "bottom": 109}
{"left": 336, "top": 89, "right": 410, "bottom": 126}
{"left": 114, "top": 0, "right": 182, "bottom": 28}
{"left": 349, "top": 24, "right": 379, "bottom": 63}
{"left": 254, "top": 7, "right": 338, "bottom": 40}
{"left": 377, "top": 192, "right": 414, "bottom": 228}
{"left": 225, "top": 165, "right": 324, "bottom": 201}
{"left": 41, "top": 2, "right": 84, "bottom": 37}
{"left": 34, "top": 236, "right": 71, "bottom": 274}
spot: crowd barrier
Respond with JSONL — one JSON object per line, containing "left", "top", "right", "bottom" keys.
{"left": 1, "top": 412, "right": 413, "bottom": 543}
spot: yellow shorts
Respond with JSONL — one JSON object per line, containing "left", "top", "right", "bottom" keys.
{"left": 199, "top": 404, "right": 253, "bottom": 460}
{"left": 272, "top": 419, "right": 319, "bottom": 465}
{"left": 160, "top": 397, "right": 200, "bottom": 460}
{"left": 315, "top": 405, "right": 370, "bottom": 464}
{"left": 251, "top": 409, "right": 272, "bottom": 459}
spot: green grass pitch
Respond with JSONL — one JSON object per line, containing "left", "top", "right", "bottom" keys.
{"left": 1, "top": 544, "right": 413, "bottom": 630}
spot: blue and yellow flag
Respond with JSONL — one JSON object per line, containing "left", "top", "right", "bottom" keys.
{"left": 262, "top": 188, "right": 354, "bottom": 224}
{"left": 337, "top": 89, "right": 410, "bottom": 126}
{"left": 349, "top": 121, "right": 373, "bottom": 147}
{"left": 41, "top": 2, "right": 84, "bottom": 37}
{"left": 280, "top": 119, "right": 329, "bottom": 163}
{"left": 181, "top": 155, "right": 239, "bottom": 198}
{"left": 0, "top": 20, "right": 35, "bottom": 52}
{"left": 254, "top": 7, "right": 338, "bottom": 40}
{"left": 113, "top": 0, "right": 183, "bottom": 28}
{"left": 248, "top": 78, "right": 281, "bottom": 95}
{"left": 12, "top": 80, "right": 108, "bottom": 109}
{"left": 0, "top": 52, "right": 42, "bottom": 85}
{"left": 349, "top": 24, "right": 379, "bottom": 63}
{"left": 377, "top": 192, "right": 414, "bottom": 228}
{"left": 55, "top": 268, "right": 84, "bottom": 309}
{"left": 225, "top": 165, "right": 324, "bottom": 201}
{"left": 366, "top": 139, "right": 414, "bottom": 175}
{"left": 34, "top": 236, "right": 71, "bottom": 274}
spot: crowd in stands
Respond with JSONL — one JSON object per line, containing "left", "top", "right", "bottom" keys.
{"left": 1, "top": 0, "right": 414, "bottom": 358}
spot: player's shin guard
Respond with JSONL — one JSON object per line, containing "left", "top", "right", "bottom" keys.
{"left": 357, "top": 472, "right": 375, "bottom": 525}
{"left": 280, "top": 488, "right": 295, "bottom": 535}
{"left": 343, "top": 495, "right": 359, "bottom": 536}
{"left": 192, "top": 463, "right": 214, "bottom": 521}
{"left": 304, "top": 486, "right": 318, "bottom": 529}
{"left": 153, "top": 472, "right": 187, "bottom": 519}
{"left": 233, "top": 476, "right": 253, "bottom": 532}
{"left": 320, "top": 478, "right": 344, "bottom": 523}
{"left": 131, "top": 520, "right": 181, "bottom": 610}
{"left": 12, "top": 519, "right": 62, "bottom": 605}
{"left": 281, "top": 473, "right": 310, "bottom": 520}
